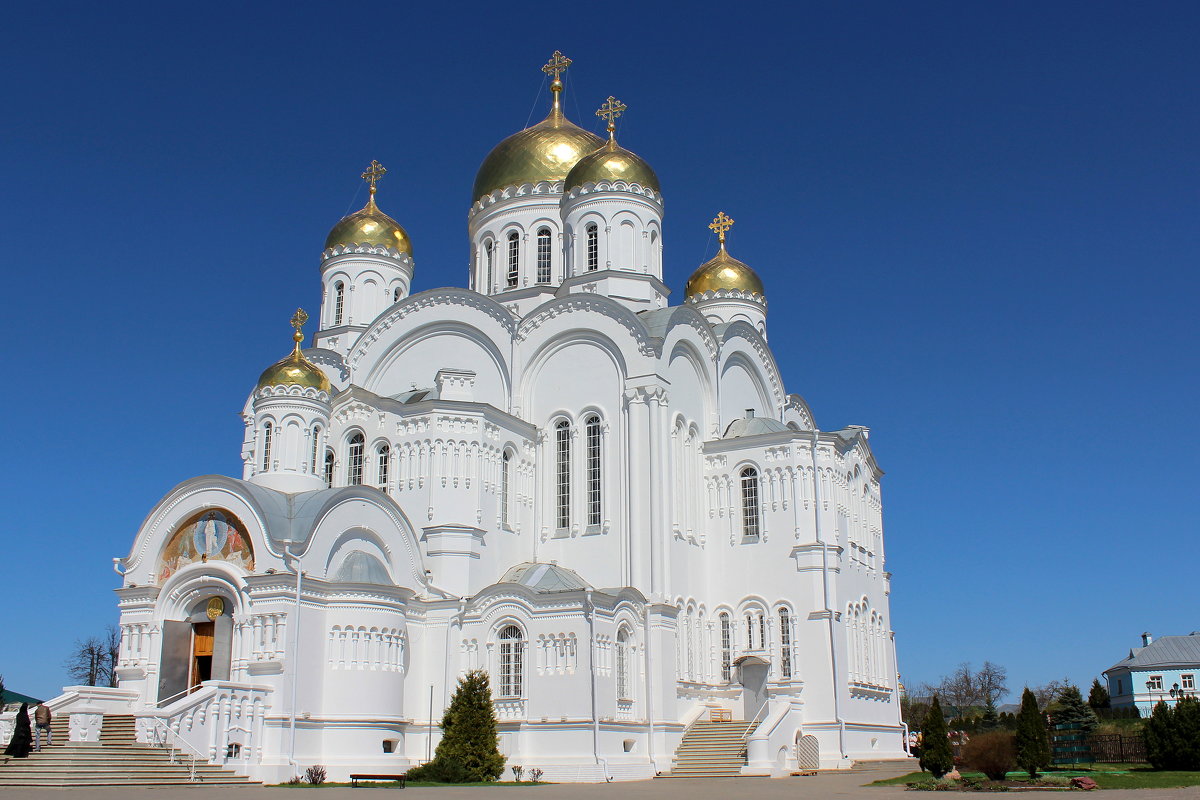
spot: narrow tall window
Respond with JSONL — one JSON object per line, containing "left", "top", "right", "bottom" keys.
{"left": 347, "top": 432, "right": 365, "bottom": 486}
{"left": 616, "top": 627, "right": 630, "bottom": 700}
{"left": 759, "top": 614, "right": 766, "bottom": 651}
{"left": 719, "top": 613, "right": 732, "bottom": 681}
{"left": 323, "top": 450, "right": 334, "bottom": 487}
{"left": 741, "top": 466, "right": 761, "bottom": 540}
{"left": 498, "top": 625, "right": 524, "bottom": 697}
{"left": 555, "top": 420, "right": 571, "bottom": 529}
{"left": 261, "top": 422, "right": 273, "bottom": 471}
{"left": 585, "top": 415, "right": 602, "bottom": 526}
{"left": 334, "top": 282, "right": 345, "bottom": 325}
{"left": 779, "top": 609, "right": 792, "bottom": 679}
{"left": 746, "top": 613, "right": 755, "bottom": 648}
{"left": 377, "top": 444, "right": 390, "bottom": 489}
{"left": 310, "top": 426, "right": 321, "bottom": 474}
{"left": 393, "top": 287, "right": 401, "bottom": 303}
{"left": 485, "top": 241, "right": 494, "bottom": 291}
{"left": 506, "top": 232, "right": 519, "bottom": 287}
{"left": 501, "top": 450, "right": 512, "bottom": 527}
{"left": 536, "top": 228, "right": 552, "bottom": 283}
{"left": 586, "top": 223, "right": 598, "bottom": 271}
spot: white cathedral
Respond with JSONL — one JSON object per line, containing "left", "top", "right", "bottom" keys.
{"left": 61, "top": 53, "right": 906, "bottom": 781}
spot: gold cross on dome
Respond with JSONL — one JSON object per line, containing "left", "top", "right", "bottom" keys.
{"left": 542, "top": 50, "right": 572, "bottom": 81}
{"left": 291, "top": 308, "right": 309, "bottom": 333}
{"left": 709, "top": 211, "right": 735, "bottom": 244}
{"left": 596, "top": 96, "right": 627, "bottom": 134}
{"left": 361, "top": 160, "right": 387, "bottom": 194}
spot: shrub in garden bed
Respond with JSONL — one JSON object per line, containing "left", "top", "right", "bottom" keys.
{"left": 964, "top": 732, "right": 1016, "bottom": 781}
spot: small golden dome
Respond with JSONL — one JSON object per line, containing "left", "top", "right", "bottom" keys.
{"left": 257, "top": 310, "right": 332, "bottom": 393}
{"left": 566, "top": 96, "right": 658, "bottom": 192}
{"left": 324, "top": 192, "right": 412, "bottom": 255}
{"left": 685, "top": 247, "right": 765, "bottom": 298}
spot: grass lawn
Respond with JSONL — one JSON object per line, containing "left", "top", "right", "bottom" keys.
{"left": 275, "top": 781, "right": 550, "bottom": 788}
{"left": 870, "top": 767, "right": 1200, "bottom": 790}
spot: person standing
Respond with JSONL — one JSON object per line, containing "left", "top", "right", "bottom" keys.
{"left": 4, "top": 703, "right": 32, "bottom": 758}
{"left": 34, "top": 702, "right": 52, "bottom": 751}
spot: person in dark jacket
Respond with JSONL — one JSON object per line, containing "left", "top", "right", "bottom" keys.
{"left": 34, "top": 702, "right": 52, "bottom": 751}
{"left": 4, "top": 703, "right": 33, "bottom": 758}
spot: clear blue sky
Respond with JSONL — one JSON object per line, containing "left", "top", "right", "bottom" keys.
{"left": 1, "top": 1, "right": 1196, "bottom": 702}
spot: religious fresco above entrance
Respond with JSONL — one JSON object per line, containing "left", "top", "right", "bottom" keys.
{"left": 158, "top": 509, "right": 254, "bottom": 582}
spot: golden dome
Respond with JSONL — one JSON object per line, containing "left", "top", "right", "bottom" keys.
{"left": 257, "top": 310, "right": 332, "bottom": 393}
{"left": 473, "top": 107, "right": 604, "bottom": 201}
{"left": 566, "top": 96, "right": 658, "bottom": 192}
{"left": 324, "top": 192, "right": 412, "bottom": 255}
{"left": 685, "top": 246, "right": 765, "bottom": 298}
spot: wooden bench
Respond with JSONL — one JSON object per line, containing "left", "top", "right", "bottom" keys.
{"left": 709, "top": 708, "right": 733, "bottom": 722}
{"left": 349, "top": 773, "right": 407, "bottom": 788}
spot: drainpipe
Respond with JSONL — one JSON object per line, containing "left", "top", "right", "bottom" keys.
{"left": 284, "top": 542, "right": 304, "bottom": 775}
{"left": 586, "top": 590, "right": 607, "bottom": 779}
{"left": 811, "top": 432, "right": 847, "bottom": 763}
{"left": 643, "top": 601, "right": 655, "bottom": 771}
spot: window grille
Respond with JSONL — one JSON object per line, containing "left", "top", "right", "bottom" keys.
{"left": 585, "top": 415, "right": 602, "bottom": 526}
{"left": 536, "top": 228, "right": 551, "bottom": 283}
{"left": 746, "top": 613, "right": 754, "bottom": 648}
{"left": 616, "top": 628, "right": 630, "bottom": 700}
{"left": 720, "top": 613, "right": 732, "bottom": 681}
{"left": 261, "top": 422, "right": 273, "bottom": 471}
{"left": 780, "top": 609, "right": 792, "bottom": 679}
{"left": 498, "top": 625, "right": 523, "bottom": 697}
{"left": 347, "top": 433, "right": 365, "bottom": 485}
{"left": 485, "top": 241, "right": 494, "bottom": 291}
{"left": 586, "top": 224, "right": 598, "bottom": 271}
{"left": 377, "top": 444, "right": 390, "bottom": 488}
{"left": 501, "top": 450, "right": 512, "bottom": 527}
{"left": 741, "top": 467, "right": 761, "bottom": 540}
{"left": 323, "top": 450, "right": 334, "bottom": 487}
{"left": 506, "top": 232, "right": 519, "bottom": 287}
{"left": 555, "top": 420, "right": 571, "bottom": 529}
{"left": 310, "top": 426, "right": 321, "bottom": 474}
{"left": 759, "top": 614, "right": 766, "bottom": 651}
{"left": 334, "top": 282, "right": 345, "bottom": 325}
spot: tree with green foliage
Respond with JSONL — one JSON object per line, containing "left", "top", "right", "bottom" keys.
{"left": 980, "top": 698, "right": 1000, "bottom": 731}
{"left": 1015, "top": 687, "right": 1050, "bottom": 778}
{"left": 919, "top": 696, "right": 954, "bottom": 778}
{"left": 1053, "top": 685, "right": 1099, "bottom": 735}
{"left": 415, "top": 669, "right": 504, "bottom": 782}
{"left": 1145, "top": 697, "right": 1200, "bottom": 770}
{"left": 1088, "top": 679, "right": 1110, "bottom": 711}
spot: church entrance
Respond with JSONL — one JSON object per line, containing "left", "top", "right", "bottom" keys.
{"left": 158, "top": 596, "right": 233, "bottom": 705}
{"left": 736, "top": 655, "right": 769, "bottom": 720}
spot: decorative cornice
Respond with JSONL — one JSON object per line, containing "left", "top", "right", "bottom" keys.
{"left": 321, "top": 243, "right": 413, "bottom": 265}
{"left": 564, "top": 181, "right": 662, "bottom": 204}
{"left": 469, "top": 181, "right": 565, "bottom": 219}
{"left": 255, "top": 384, "right": 331, "bottom": 403}
{"left": 686, "top": 288, "right": 767, "bottom": 306}
{"left": 517, "top": 295, "right": 657, "bottom": 357}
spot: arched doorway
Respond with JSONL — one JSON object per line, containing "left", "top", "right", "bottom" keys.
{"left": 735, "top": 655, "right": 769, "bottom": 720}
{"left": 158, "top": 595, "right": 234, "bottom": 705}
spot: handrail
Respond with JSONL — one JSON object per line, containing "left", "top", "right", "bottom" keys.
{"left": 740, "top": 699, "right": 771, "bottom": 744}
{"left": 156, "top": 685, "right": 200, "bottom": 709}
{"left": 146, "top": 717, "right": 206, "bottom": 782}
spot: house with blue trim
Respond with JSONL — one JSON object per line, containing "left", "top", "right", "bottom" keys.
{"left": 1104, "top": 632, "right": 1200, "bottom": 715}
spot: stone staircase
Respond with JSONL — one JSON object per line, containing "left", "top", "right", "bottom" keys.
{"left": 0, "top": 714, "right": 257, "bottom": 787}
{"left": 659, "top": 719, "right": 760, "bottom": 778}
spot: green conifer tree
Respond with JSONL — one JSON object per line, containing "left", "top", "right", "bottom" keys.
{"left": 1053, "top": 685, "right": 1099, "bottom": 735}
{"left": 919, "top": 696, "right": 954, "bottom": 778}
{"left": 1015, "top": 687, "right": 1050, "bottom": 778}
{"left": 427, "top": 669, "right": 505, "bottom": 782}
{"left": 1087, "top": 679, "right": 1110, "bottom": 710}
{"left": 980, "top": 698, "right": 1000, "bottom": 731}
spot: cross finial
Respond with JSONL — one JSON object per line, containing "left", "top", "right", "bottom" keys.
{"left": 709, "top": 212, "right": 735, "bottom": 246}
{"left": 291, "top": 308, "right": 309, "bottom": 346}
{"left": 542, "top": 50, "right": 572, "bottom": 82}
{"left": 596, "top": 96, "right": 627, "bottom": 140}
{"left": 361, "top": 160, "right": 387, "bottom": 196}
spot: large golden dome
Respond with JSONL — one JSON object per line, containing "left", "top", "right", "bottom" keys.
{"left": 685, "top": 246, "right": 765, "bottom": 298}
{"left": 325, "top": 192, "right": 412, "bottom": 255}
{"left": 473, "top": 107, "right": 604, "bottom": 201}
{"left": 257, "top": 310, "right": 332, "bottom": 393}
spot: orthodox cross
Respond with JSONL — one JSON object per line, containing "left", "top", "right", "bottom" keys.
{"left": 361, "top": 160, "right": 387, "bottom": 195}
{"left": 596, "top": 96, "right": 627, "bottom": 138}
{"left": 709, "top": 211, "right": 735, "bottom": 245}
{"left": 291, "top": 308, "right": 309, "bottom": 345}
{"left": 542, "top": 50, "right": 572, "bottom": 81}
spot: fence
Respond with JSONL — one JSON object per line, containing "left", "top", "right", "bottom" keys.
{"left": 1088, "top": 733, "right": 1147, "bottom": 764}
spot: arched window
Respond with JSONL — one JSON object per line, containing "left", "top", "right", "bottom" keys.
{"left": 585, "top": 414, "right": 602, "bottom": 527}
{"left": 501, "top": 450, "right": 513, "bottom": 527}
{"left": 616, "top": 627, "right": 631, "bottom": 700}
{"left": 310, "top": 426, "right": 322, "bottom": 474}
{"left": 377, "top": 443, "right": 390, "bottom": 489}
{"left": 536, "top": 228, "right": 552, "bottom": 283}
{"left": 719, "top": 613, "right": 732, "bottom": 681}
{"left": 506, "top": 232, "right": 519, "bottom": 288}
{"left": 555, "top": 420, "right": 571, "bottom": 530}
{"left": 261, "top": 422, "right": 273, "bottom": 471}
{"left": 779, "top": 609, "right": 792, "bottom": 679}
{"left": 333, "top": 282, "right": 345, "bottom": 325}
{"left": 393, "top": 287, "right": 401, "bottom": 303}
{"left": 498, "top": 625, "right": 524, "bottom": 697}
{"left": 323, "top": 450, "right": 335, "bottom": 488}
{"left": 485, "top": 240, "right": 494, "bottom": 291}
{"left": 741, "top": 466, "right": 761, "bottom": 541}
{"left": 586, "top": 223, "right": 599, "bottom": 271}
{"left": 347, "top": 432, "right": 365, "bottom": 485}
{"left": 746, "top": 612, "right": 755, "bottom": 648}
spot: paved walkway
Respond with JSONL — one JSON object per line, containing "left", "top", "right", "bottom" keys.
{"left": 1, "top": 769, "right": 1199, "bottom": 800}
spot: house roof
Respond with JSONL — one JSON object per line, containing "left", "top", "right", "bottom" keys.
{"left": 1106, "top": 633, "right": 1200, "bottom": 674}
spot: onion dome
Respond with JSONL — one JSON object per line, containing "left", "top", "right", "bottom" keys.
{"left": 324, "top": 160, "right": 412, "bottom": 255}
{"left": 472, "top": 51, "right": 604, "bottom": 201}
{"left": 257, "top": 309, "right": 331, "bottom": 393}
{"left": 684, "top": 212, "right": 765, "bottom": 297}
{"left": 565, "top": 96, "right": 659, "bottom": 192}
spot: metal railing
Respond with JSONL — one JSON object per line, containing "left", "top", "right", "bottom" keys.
{"left": 146, "top": 717, "right": 207, "bottom": 782}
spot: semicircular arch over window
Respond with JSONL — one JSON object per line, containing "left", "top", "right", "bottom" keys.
{"left": 158, "top": 508, "right": 255, "bottom": 582}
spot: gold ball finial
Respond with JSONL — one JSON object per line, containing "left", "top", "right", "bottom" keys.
{"left": 361, "top": 160, "right": 387, "bottom": 197}
{"left": 542, "top": 51, "right": 572, "bottom": 111}
{"left": 596, "top": 96, "right": 627, "bottom": 141}
{"left": 709, "top": 211, "right": 735, "bottom": 247}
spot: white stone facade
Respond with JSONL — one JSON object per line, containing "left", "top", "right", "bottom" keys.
{"left": 54, "top": 68, "right": 907, "bottom": 783}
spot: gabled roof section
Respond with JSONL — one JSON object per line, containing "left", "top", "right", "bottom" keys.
{"left": 1106, "top": 633, "right": 1200, "bottom": 673}
{"left": 724, "top": 414, "right": 790, "bottom": 438}
{"left": 499, "top": 562, "right": 590, "bottom": 593}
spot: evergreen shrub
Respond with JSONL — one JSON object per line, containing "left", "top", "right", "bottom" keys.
{"left": 919, "top": 696, "right": 955, "bottom": 778}
{"left": 412, "top": 669, "right": 504, "bottom": 782}
{"left": 1014, "top": 688, "right": 1050, "bottom": 778}
{"left": 1145, "top": 697, "right": 1200, "bottom": 770}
